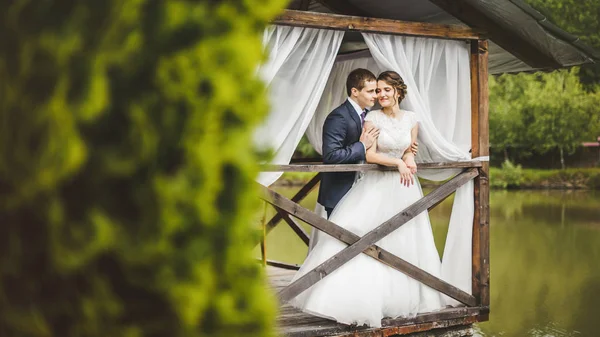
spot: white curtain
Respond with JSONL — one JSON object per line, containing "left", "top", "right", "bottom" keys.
{"left": 363, "top": 34, "right": 475, "bottom": 304}
{"left": 305, "top": 52, "right": 382, "bottom": 155}
{"left": 305, "top": 35, "right": 476, "bottom": 304}
{"left": 255, "top": 26, "right": 344, "bottom": 186}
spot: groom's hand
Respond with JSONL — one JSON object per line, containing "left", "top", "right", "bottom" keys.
{"left": 410, "top": 141, "right": 419, "bottom": 156}
{"left": 360, "top": 125, "right": 379, "bottom": 149}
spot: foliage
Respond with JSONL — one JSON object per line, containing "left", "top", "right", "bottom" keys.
{"left": 293, "top": 135, "right": 319, "bottom": 159}
{"left": 524, "top": 0, "right": 600, "bottom": 86}
{"left": 488, "top": 73, "right": 529, "bottom": 157}
{"left": 489, "top": 68, "right": 600, "bottom": 167}
{"left": 278, "top": 172, "right": 317, "bottom": 186}
{"left": 0, "top": 1, "right": 285, "bottom": 336}
{"left": 490, "top": 2, "right": 600, "bottom": 168}
{"left": 490, "top": 167, "right": 600, "bottom": 189}
{"left": 490, "top": 160, "right": 524, "bottom": 188}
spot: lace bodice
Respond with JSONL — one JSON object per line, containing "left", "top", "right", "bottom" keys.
{"left": 365, "top": 109, "right": 417, "bottom": 159}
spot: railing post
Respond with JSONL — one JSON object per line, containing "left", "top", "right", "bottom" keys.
{"left": 470, "top": 39, "right": 490, "bottom": 317}
{"left": 260, "top": 200, "right": 268, "bottom": 267}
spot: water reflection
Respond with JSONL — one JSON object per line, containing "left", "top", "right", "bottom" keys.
{"left": 258, "top": 186, "right": 600, "bottom": 336}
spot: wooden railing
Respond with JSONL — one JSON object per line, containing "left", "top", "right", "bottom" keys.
{"left": 256, "top": 160, "right": 486, "bottom": 310}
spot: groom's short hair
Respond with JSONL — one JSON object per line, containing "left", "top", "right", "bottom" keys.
{"left": 346, "top": 68, "right": 376, "bottom": 96}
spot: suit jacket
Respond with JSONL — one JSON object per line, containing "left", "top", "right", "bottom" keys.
{"left": 318, "top": 100, "right": 366, "bottom": 209}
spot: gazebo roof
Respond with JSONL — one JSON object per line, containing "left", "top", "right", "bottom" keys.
{"left": 286, "top": 0, "right": 599, "bottom": 74}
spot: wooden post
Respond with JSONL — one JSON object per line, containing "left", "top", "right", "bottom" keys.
{"left": 275, "top": 207, "right": 311, "bottom": 245}
{"left": 470, "top": 39, "right": 490, "bottom": 317}
{"left": 260, "top": 200, "right": 268, "bottom": 267}
{"left": 263, "top": 173, "right": 321, "bottom": 234}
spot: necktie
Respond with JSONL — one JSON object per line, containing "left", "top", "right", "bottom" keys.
{"left": 360, "top": 109, "right": 368, "bottom": 125}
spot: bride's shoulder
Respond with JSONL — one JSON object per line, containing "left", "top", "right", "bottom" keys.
{"left": 401, "top": 110, "right": 419, "bottom": 127}
{"left": 365, "top": 109, "right": 382, "bottom": 121}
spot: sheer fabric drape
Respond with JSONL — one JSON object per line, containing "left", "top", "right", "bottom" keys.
{"left": 255, "top": 26, "right": 344, "bottom": 186}
{"left": 304, "top": 35, "right": 475, "bottom": 304}
{"left": 362, "top": 34, "right": 474, "bottom": 303}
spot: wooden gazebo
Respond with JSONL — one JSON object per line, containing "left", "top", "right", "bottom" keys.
{"left": 256, "top": 1, "right": 597, "bottom": 336}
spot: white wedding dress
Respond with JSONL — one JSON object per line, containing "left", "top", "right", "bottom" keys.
{"left": 290, "top": 109, "right": 445, "bottom": 328}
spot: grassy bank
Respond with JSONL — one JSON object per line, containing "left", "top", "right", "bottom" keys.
{"left": 490, "top": 164, "right": 600, "bottom": 189}
{"left": 275, "top": 166, "right": 600, "bottom": 190}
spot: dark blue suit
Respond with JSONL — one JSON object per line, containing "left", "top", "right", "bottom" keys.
{"left": 318, "top": 100, "right": 366, "bottom": 210}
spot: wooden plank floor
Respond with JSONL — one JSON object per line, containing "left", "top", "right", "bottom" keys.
{"left": 267, "top": 266, "right": 480, "bottom": 337}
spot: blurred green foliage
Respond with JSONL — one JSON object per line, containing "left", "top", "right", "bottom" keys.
{"left": 0, "top": 0, "right": 285, "bottom": 336}
{"left": 293, "top": 135, "right": 318, "bottom": 159}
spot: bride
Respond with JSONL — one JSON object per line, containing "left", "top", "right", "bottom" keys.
{"left": 289, "top": 70, "right": 445, "bottom": 328}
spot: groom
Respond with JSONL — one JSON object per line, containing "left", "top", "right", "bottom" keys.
{"left": 318, "top": 68, "right": 378, "bottom": 218}
{"left": 318, "top": 68, "right": 417, "bottom": 218}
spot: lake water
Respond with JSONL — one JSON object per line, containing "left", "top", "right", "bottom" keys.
{"left": 257, "top": 184, "right": 600, "bottom": 336}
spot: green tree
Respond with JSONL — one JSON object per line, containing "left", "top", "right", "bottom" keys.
{"left": 525, "top": 69, "right": 600, "bottom": 168}
{"left": 490, "top": 68, "right": 600, "bottom": 169}
{"left": 489, "top": 74, "right": 529, "bottom": 161}
{"left": 0, "top": 1, "right": 285, "bottom": 336}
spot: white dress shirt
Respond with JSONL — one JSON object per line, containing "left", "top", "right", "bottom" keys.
{"left": 346, "top": 98, "right": 368, "bottom": 183}
{"left": 347, "top": 97, "right": 368, "bottom": 153}
{"left": 347, "top": 97, "right": 366, "bottom": 123}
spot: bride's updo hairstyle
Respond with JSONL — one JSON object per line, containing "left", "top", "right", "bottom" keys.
{"left": 377, "top": 71, "right": 408, "bottom": 107}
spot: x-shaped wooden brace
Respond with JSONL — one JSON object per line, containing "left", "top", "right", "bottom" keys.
{"left": 259, "top": 168, "right": 479, "bottom": 307}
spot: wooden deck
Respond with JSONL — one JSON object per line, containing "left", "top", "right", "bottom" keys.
{"left": 267, "top": 266, "right": 482, "bottom": 337}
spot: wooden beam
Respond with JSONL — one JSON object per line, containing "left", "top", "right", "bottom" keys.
{"left": 427, "top": 189, "right": 455, "bottom": 213}
{"left": 275, "top": 207, "right": 311, "bottom": 246}
{"left": 273, "top": 10, "right": 482, "bottom": 40}
{"left": 477, "top": 40, "right": 491, "bottom": 313}
{"left": 264, "top": 259, "right": 301, "bottom": 270}
{"left": 260, "top": 201, "right": 268, "bottom": 266}
{"left": 337, "top": 317, "right": 477, "bottom": 337}
{"left": 264, "top": 173, "right": 321, "bottom": 234}
{"left": 429, "top": 0, "right": 560, "bottom": 68}
{"left": 278, "top": 306, "right": 481, "bottom": 337}
{"left": 470, "top": 39, "right": 490, "bottom": 318}
{"left": 262, "top": 169, "right": 479, "bottom": 306}
{"left": 262, "top": 161, "right": 482, "bottom": 172}
{"left": 470, "top": 40, "right": 482, "bottom": 307}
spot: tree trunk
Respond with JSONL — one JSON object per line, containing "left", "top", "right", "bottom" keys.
{"left": 559, "top": 147, "right": 565, "bottom": 170}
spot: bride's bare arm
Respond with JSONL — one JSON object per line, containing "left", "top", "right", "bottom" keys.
{"left": 365, "top": 121, "right": 404, "bottom": 166}
{"left": 402, "top": 124, "right": 419, "bottom": 173}
{"left": 365, "top": 141, "right": 403, "bottom": 167}
{"left": 402, "top": 123, "right": 419, "bottom": 159}
{"left": 365, "top": 121, "right": 414, "bottom": 186}
{"left": 364, "top": 122, "right": 402, "bottom": 167}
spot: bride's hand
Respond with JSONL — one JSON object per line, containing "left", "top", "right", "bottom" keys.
{"left": 397, "top": 161, "right": 414, "bottom": 187}
{"left": 404, "top": 156, "right": 417, "bottom": 174}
